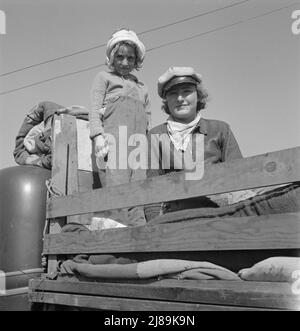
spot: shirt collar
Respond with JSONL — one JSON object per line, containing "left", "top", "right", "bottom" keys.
{"left": 110, "top": 70, "right": 138, "bottom": 83}
{"left": 163, "top": 116, "right": 207, "bottom": 135}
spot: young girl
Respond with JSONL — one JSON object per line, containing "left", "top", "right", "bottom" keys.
{"left": 89, "top": 29, "right": 150, "bottom": 225}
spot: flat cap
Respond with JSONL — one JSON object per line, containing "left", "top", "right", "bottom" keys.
{"left": 158, "top": 66, "right": 202, "bottom": 98}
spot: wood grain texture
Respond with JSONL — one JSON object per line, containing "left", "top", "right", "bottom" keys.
{"left": 51, "top": 115, "right": 70, "bottom": 196}
{"left": 47, "top": 116, "right": 67, "bottom": 274}
{"left": 29, "top": 291, "right": 270, "bottom": 311}
{"left": 43, "top": 212, "right": 300, "bottom": 254}
{"left": 47, "top": 147, "right": 300, "bottom": 218}
{"left": 29, "top": 278, "right": 299, "bottom": 310}
{"left": 78, "top": 170, "right": 101, "bottom": 192}
{"left": 64, "top": 115, "right": 81, "bottom": 224}
{"left": 47, "top": 115, "right": 79, "bottom": 273}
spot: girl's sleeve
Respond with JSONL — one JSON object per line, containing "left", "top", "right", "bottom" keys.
{"left": 89, "top": 72, "right": 107, "bottom": 139}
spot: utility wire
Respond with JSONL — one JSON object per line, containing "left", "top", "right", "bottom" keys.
{"left": 0, "top": 0, "right": 251, "bottom": 77}
{"left": 0, "top": 63, "right": 106, "bottom": 95}
{"left": 139, "top": 0, "right": 251, "bottom": 35}
{"left": 0, "top": 2, "right": 298, "bottom": 96}
{"left": 148, "top": 2, "right": 300, "bottom": 52}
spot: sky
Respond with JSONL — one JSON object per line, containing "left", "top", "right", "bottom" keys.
{"left": 0, "top": 0, "right": 299, "bottom": 170}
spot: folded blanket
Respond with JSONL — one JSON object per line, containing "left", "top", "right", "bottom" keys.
{"left": 24, "top": 122, "right": 45, "bottom": 153}
{"left": 238, "top": 257, "right": 300, "bottom": 282}
{"left": 147, "top": 183, "right": 300, "bottom": 225}
{"left": 58, "top": 258, "right": 240, "bottom": 281}
{"left": 14, "top": 101, "right": 64, "bottom": 169}
{"left": 165, "top": 267, "right": 239, "bottom": 281}
{"left": 13, "top": 101, "right": 89, "bottom": 169}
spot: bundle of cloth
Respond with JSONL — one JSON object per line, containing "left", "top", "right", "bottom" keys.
{"left": 58, "top": 257, "right": 240, "bottom": 281}
{"left": 57, "top": 253, "right": 300, "bottom": 283}
{"left": 56, "top": 222, "right": 239, "bottom": 281}
{"left": 13, "top": 101, "right": 89, "bottom": 169}
{"left": 145, "top": 182, "right": 300, "bottom": 225}
{"left": 55, "top": 223, "right": 300, "bottom": 283}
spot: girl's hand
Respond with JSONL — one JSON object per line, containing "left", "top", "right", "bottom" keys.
{"left": 94, "top": 134, "right": 109, "bottom": 158}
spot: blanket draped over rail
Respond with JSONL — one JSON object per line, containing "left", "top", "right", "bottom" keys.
{"left": 13, "top": 101, "right": 89, "bottom": 169}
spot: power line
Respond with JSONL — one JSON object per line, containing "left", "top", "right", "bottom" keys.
{"left": 0, "top": 63, "right": 106, "bottom": 95}
{"left": 139, "top": 0, "right": 251, "bottom": 35}
{"left": 148, "top": 2, "right": 300, "bottom": 52}
{"left": 0, "top": 0, "right": 251, "bottom": 77}
{"left": 0, "top": 44, "right": 107, "bottom": 78}
{"left": 0, "top": 2, "right": 298, "bottom": 96}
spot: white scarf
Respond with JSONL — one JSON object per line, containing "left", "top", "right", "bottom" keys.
{"left": 167, "top": 112, "right": 202, "bottom": 151}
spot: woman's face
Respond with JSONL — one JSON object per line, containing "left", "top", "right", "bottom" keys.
{"left": 166, "top": 83, "right": 198, "bottom": 123}
{"left": 113, "top": 44, "right": 136, "bottom": 76}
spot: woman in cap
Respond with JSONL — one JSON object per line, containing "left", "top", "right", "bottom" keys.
{"left": 145, "top": 66, "right": 242, "bottom": 218}
{"left": 145, "top": 66, "right": 300, "bottom": 222}
{"left": 148, "top": 66, "right": 242, "bottom": 177}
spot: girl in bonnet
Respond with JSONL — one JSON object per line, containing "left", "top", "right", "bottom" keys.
{"left": 89, "top": 29, "right": 150, "bottom": 225}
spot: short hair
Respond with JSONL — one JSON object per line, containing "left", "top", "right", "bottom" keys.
{"left": 161, "top": 82, "right": 209, "bottom": 114}
{"left": 106, "top": 40, "right": 143, "bottom": 71}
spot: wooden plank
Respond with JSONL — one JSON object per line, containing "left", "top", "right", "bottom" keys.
{"left": 51, "top": 115, "right": 70, "bottom": 197}
{"left": 43, "top": 212, "right": 300, "bottom": 254}
{"left": 47, "top": 146, "right": 300, "bottom": 218}
{"left": 28, "top": 291, "right": 274, "bottom": 311}
{"left": 47, "top": 115, "right": 68, "bottom": 274}
{"left": 47, "top": 114, "right": 79, "bottom": 273}
{"left": 0, "top": 293, "right": 31, "bottom": 311}
{"left": 65, "top": 116, "right": 78, "bottom": 196}
{"left": 64, "top": 115, "right": 81, "bottom": 224}
{"left": 78, "top": 170, "right": 101, "bottom": 192}
{"left": 29, "top": 278, "right": 299, "bottom": 310}
{"left": 52, "top": 114, "right": 80, "bottom": 223}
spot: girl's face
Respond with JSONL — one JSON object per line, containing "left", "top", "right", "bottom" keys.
{"left": 113, "top": 44, "right": 136, "bottom": 76}
{"left": 166, "top": 83, "right": 198, "bottom": 123}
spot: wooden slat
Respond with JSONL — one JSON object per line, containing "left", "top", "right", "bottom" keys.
{"left": 47, "top": 146, "right": 300, "bottom": 218}
{"left": 51, "top": 115, "right": 67, "bottom": 197}
{"left": 29, "top": 278, "right": 299, "bottom": 310}
{"left": 47, "top": 115, "right": 69, "bottom": 274}
{"left": 51, "top": 114, "right": 79, "bottom": 197}
{"left": 0, "top": 293, "right": 31, "bottom": 311}
{"left": 65, "top": 115, "right": 79, "bottom": 199}
{"left": 53, "top": 114, "right": 80, "bottom": 223}
{"left": 78, "top": 170, "right": 101, "bottom": 192}
{"left": 43, "top": 212, "right": 300, "bottom": 254}
{"left": 47, "top": 115, "right": 79, "bottom": 273}
{"left": 64, "top": 115, "right": 81, "bottom": 224}
{"left": 29, "top": 291, "right": 270, "bottom": 311}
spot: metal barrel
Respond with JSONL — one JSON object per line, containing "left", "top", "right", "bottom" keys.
{"left": 0, "top": 166, "right": 50, "bottom": 310}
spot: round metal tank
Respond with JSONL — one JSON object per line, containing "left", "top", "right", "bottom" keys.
{"left": 0, "top": 166, "right": 50, "bottom": 310}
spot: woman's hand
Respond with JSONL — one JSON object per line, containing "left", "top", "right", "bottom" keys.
{"left": 94, "top": 134, "right": 109, "bottom": 158}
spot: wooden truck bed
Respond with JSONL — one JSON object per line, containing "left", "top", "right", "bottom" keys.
{"left": 29, "top": 115, "right": 300, "bottom": 311}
